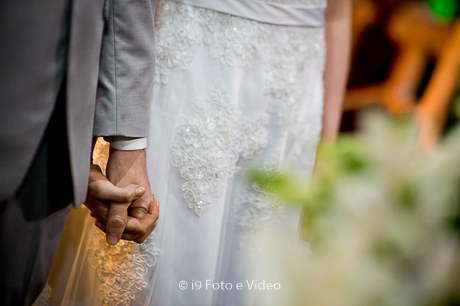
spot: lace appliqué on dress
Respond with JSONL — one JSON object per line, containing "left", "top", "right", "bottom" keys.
{"left": 87, "top": 230, "right": 160, "bottom": 305}
{"left": 155, "top": 1, "right": 269, "bottom": 83}
{"left": 264, "top": 25, "right": 324, "bottom": 167}
{"left": 235, "top": 162, "right": 286, "bottom": 248}
{"left": 236, "top": 184, "right": 283, "bottom": 232}
{"left": 201, "top": 10, "right": 269, "bottom": 67}
{"left": 265, "top": 27, "right": 323, "bottom": 129}
{"left": 155, "top": 1, "right": 324, "bottom": 165}
{"left": 235, "top": 186, "right": 283, "bottom": 250}
{"left": 154, "top": 2, "right": 203, "bottom": 83}
{"left": 171, "top": 80, "right": 269, "bottom": 216}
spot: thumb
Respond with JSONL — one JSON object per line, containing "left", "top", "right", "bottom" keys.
{"left": 106, "top": 201, "right": 130, "bottom": 245}
{"left": 118, "top": 184, "right": 146, "bottom": 202}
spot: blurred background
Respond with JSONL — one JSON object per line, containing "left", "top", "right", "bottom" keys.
{"left": 342, "top": 0, "right": 460, "bottom": 147}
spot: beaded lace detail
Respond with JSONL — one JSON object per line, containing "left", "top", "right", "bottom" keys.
{"left": 264, "top": 25, "right": 324, "bottom": 166}
{"left": 265, "top": 27, "right": 323, "bottom": 131}
{"left": 171, "top": 80, "right": 269, "bottom": 216}
{"left": 154, "top": 0, "right": 324, "bottom": 79}
{"left": 154, "top": 2, "right": 202, "bottom": 83}
{"left": 87, "top": 230, "right": 160, "bottom": 305}
{"left": 155, "top": 1, "right": 269, "bottom": 83}
{"left": 202, "top": 12, "right": 269, "bottom": 67}
{"left": 235, "top": 184, "right": 283, "bottom": 250}
{"left": 235, "top": 183, "right": 283, "bottom": 233}
{"left": 234, "top": 161, "right": 288, "bottom": 246}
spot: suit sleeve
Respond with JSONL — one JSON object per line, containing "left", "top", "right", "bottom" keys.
{"left": 93, "top": 0, "right": 156, "bottom": 138}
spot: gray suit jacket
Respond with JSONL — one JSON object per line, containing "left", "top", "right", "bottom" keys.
{"left": 0, "top": 0, "right": 156, "bottom": 206}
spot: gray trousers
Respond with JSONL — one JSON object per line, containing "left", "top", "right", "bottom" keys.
{"left": 0, "top": 198, "right": 70, "bottom": 306}
{"left": 0, "top": 82, "right": 74, "bottom": 306}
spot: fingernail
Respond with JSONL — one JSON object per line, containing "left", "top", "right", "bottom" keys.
{"left": 135, "top": 186, "right": 145, "bottom": 196}
{"left": 155, "top": 199, "right": 160, "bottom": 207}
{"left": 107, "top": 233, "right": 119, "bottom": 245}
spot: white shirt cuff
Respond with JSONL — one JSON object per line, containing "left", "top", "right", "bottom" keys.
{"left": 109, "top": 136, "right": 148, "bottom": 150}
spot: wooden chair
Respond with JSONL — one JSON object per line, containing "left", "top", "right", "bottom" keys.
{"left": 345, "top": 1, "right": 452, "bottom": 115}
{"left": 415, "top": 19, "right": 460, "bottom": 148}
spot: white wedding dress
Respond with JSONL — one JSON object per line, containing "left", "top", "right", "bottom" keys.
{"left": 34, "top": 0, "right": 327, "bottom": 305}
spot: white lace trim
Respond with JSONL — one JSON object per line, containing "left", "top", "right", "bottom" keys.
{"left": 87, "top": 230, "right": 160, "bottom": 305}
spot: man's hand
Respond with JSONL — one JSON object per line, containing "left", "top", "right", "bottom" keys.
{"left": 85, "top": 164, "right": 152, "bottom": 244}
{"left": 105, "top": 147, "right": 158, "bottom": 244}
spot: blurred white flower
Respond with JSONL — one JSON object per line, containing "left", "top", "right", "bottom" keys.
{"left": 250, "top": 110, "right": 460, "bottom": 306}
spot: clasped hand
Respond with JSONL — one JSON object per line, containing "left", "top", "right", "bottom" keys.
{"left": 84, "top": 148, "right": 158, "bottom": 245}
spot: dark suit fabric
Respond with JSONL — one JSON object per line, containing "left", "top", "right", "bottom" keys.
{"left": 0, "top": 0, "right": 156, "bottom": 304}
{"left": 0, "top": 81, "right": 73, "bottom": 305}
{"left": 0, "top": 0, "right": 98, "bottom": 304}
{"left": 0, "top": 0, "right": 106, "bottom": 206}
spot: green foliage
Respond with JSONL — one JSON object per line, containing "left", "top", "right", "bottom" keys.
{"left": 316, "top": 135, "right": 371, "bottom": 177}
{"left": 249, "top": 170, "right": 308, "bottom": 204}
{"left": 426, "top": 0, "right": 459, "bottom": 21}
